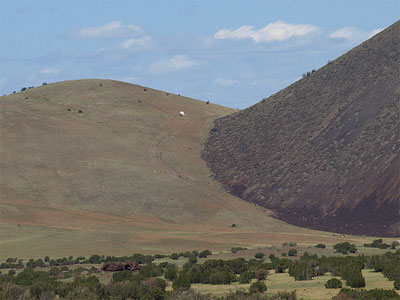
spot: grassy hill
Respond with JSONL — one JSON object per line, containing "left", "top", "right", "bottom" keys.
{"left": 203, "top": 21, "right": 400, "bottom": 237}
{"left": 1, "top": 79, "right": 374, "bottom": 259}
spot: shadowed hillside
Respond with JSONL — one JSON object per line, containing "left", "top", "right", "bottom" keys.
{"left": 203, "top": 21, "right": 400, "bottom": 237}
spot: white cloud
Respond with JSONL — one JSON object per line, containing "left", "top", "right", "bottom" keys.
{"left": 68, "top": 21, "right": 144, "bottom": 39}
{"left": 40, "top": 68, "right": 60, "bottom": 75}
{"left": 368, "top": 28, "right": 384, "bottom": 38}
{"left": 329, "top": 27, "right": 383, "bottom": 42}
{"left": 96, "top": 36, "right": 153, "bottom": 56}
{"left": 251, "top": 79, "right": 278, "bottom": 88}
{"left": 118, "top": 36, "right": 153, "bottom": 50}
{"left": 214, "top": 78, "right": 236, "bottom": 87}
{"left": 149, "top": 55, "right": 198, "bottom": 74}
{"left": 215, "top": 21, "right": 319, "bottom": 43}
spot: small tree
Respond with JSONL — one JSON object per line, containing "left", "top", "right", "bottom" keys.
{"left": 199, "top": 250, "right": 212, "bottom": 258}
{"left": 255, "top": 253, "right": 264, "bottom": 259}
{"left": 394, "top": 278, "right": 400, "bottom": 290}
{"left": 112, "top": 270, "right": 135, "bottom": 282}
{"left": 239, "top": 271, "right": 254, "bottom": 284}
{"left": 88, "top": 255, "right": 101, "bottom": 264}
{"left": 288, "top": 249, "right": 297, "bottom": 257}
{"left": 391, "top": 241, "right": 399, "bottom": 249}
{"left": 325, "top": 278, "right": 342, "bottom": 289}
{"left": 172, "top": 272, "right": 191, "bottom": 290}
{"left": 333, "top": 242, "right": 357, "bottom": 254}
{"left": 255, "top": 269, "right": 268, "bottom": 280}
{"left": 170, "top": 253, "right": 179, "bottom": 260}
{"left": 347, "top": 276, "right": 366, "bottom": 288}
{"left": 249, "top": 281, "right": 267, "bottom": 294}
{"left": 164, "top": 264, "right": 178, "bottom": 281}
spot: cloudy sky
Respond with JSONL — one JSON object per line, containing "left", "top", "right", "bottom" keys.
{"left": 0, "top": 0, "right": 398, "bottom": 108}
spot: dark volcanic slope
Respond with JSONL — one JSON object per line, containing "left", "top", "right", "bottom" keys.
{"left": 203, "top": 21, "right": 400, "bottom": 237}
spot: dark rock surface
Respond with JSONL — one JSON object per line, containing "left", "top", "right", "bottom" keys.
{"left": 203, "top": 21, "right": 400, "bottom": 237}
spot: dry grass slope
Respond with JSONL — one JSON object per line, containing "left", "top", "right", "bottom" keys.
{"left": 0, "top": 79, "right": 376, "bottom": 259}
{"left": 0, "top": 79, "right": 394, "bottom": 259}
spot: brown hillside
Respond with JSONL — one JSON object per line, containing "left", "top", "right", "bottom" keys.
{"left": 1, "top": 79, "right": 354, "bottom": 259}
{"left": 203, "top": 21, "right": 400, "bottom": 237}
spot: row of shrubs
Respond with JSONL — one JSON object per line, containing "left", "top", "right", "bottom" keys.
{"left": 0, "top": 250, "right": 213, "bottom": 270}
{"left": 3, "top": 238, "right": 397, "bottom": 270}
{"left": 364, "top": 239, "right": 399, "bottom": 249}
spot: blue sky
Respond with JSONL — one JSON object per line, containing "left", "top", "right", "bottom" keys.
{"left": 1, "top": 0, "right": 398, "bottom": 108}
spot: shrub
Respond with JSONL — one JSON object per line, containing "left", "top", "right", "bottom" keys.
{"left": 239, "top": 271, "right": 254, "bottom": 284}
{"left": 288, "top": 249, "right": 297, "bottom": 257}
{"left": 391, "top": 241, "right": 400, "bottom": 249}
{"left": 255, "top": 253, "right": 264, "bottom": 259}
{"left": 364, "top": 239, "right": 391, "bottom": 249}
{"left": 209, "top": 270, "right": 235, "bottom": 285}
{"left": 139, "top": 263, "right": 162, "bottom": 278}
{"left": 346, "top": 274, "right": 366, "bottom": 288}
{"left": 112, "top": 270, "right": 135, "bottom": 283}
{"left": 275, "top": 265, "right": 286, "bottom": 273}
{"left": 172, "top": 272, "right": 191, "bottom": 290}
{"left": 255, "top": 269, "right": 268, "bottom": 280}
{"left": 333, "top": 242, "right": 357, "bottom": 254}
{"left": 282, "top": 253, "right": 287, "bottom": 257}
{"left": 48, "top": 267, "right": 61, "bottom": 277}
{"left": 231, "top": 247, "right": 247, "bottom": 253}
{"left": 140, "top": 278, "right": 166, "bottom": 299}
{"left": 394, "top": 278, "right": 400, "bottom": 290}
{"left": 88, "top": 255, "right": 101, "bottom": 264}
{"left": 339, "top": 288, "right": 399, "bottom": 300}
{"left": 269, "top": 254, "right": 275, "bottom": 260}
{"left": 315, "top": 243, "right": 326, "bottom": 249}
{"left": 325, "top": 278, "right": 342, "bottom": 289}
{"left": 288, "top": 262, "right": 314, "bottom": 281}
{"left": 170, "top": 253, "right": 179, "bottom": 260}
{"left": 199, "top": 250, "right": 212, "bottom": 258}
{"left": 340, "top": 262, "right": 365, "bottom": 288}
{"left": 165, "top": 264, "right": 178, "bottom": 281}
{"left": 249, "top": 280, "right": 267, "bottom": 294}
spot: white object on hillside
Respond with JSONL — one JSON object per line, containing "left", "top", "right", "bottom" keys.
{"left": 179, "top": 111, "right": 185, "bottom": 116}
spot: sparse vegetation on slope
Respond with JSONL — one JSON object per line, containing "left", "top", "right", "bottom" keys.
{"left": 1, "top": 78, "right": 350, "bottom": 259}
